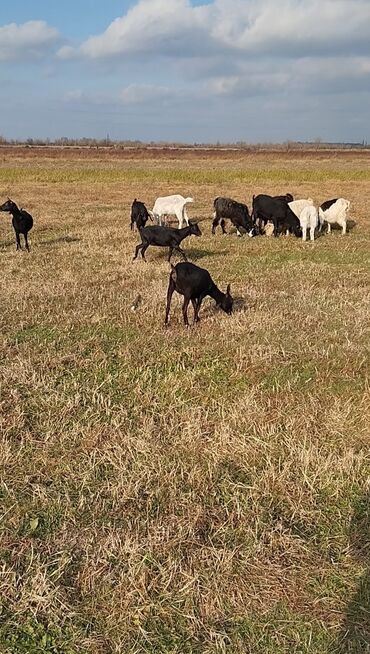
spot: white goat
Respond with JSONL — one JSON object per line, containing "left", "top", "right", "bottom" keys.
{"left": 319, "top": 198, "right": 350, "bottom": 235}
{"left": 300, "top": 205, "right": 319, "bottom": 241}
{"left": 150, "top": 195, "right": 194, "bottom": 229}
{"left": 289, "top": 198, "right": 314, "bottom": 219}
{"left": 288, "top": 198, "right": 320, "bottom": 240}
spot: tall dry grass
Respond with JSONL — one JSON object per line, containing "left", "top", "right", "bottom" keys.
{"left": 0, "top": 149, "right": 369, "bottom": 653}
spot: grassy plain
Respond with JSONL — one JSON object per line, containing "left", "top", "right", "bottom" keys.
{"left": 0, "top": 146, "right": 369, "bottom": 653}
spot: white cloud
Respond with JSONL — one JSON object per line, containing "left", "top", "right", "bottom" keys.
{"left": 209, "top": 0, "right": 370, "bottom": 55}
{"left": 64, "top": 90, "right": 85, "bottom": 102}
{"left": 57, "top": 45, "right": 76, "bottom": 60}
{"left": 62, "top": 84, "right": 181, "bottom": 109}
{"left": 119, "top": 84, "right": 172, "bottom": 105}
{"left": 79, "top": 0, "right": 209, "bottom": 59}
{"left": 0, "top": 21, "right": 60, "bottom": 62}
{"left": 75, "top": 0, "right": 370, "bottom": 61}
{"left": 205, "top": 54, "right": 370, "bottom": 100}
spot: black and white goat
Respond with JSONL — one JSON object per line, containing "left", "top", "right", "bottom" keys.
{"left": 133, "top": 221, "right": 201, "bottom": 262}
{"left": 0, "top": 198, "right": 33, "bottom": 251}
{"left": 319, "top": 198, "right": 350, "bottom": 234}
{"left": 165, "top": 262, "right": 233, "bottom": 326}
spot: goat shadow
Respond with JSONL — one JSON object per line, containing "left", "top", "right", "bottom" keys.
{"left": 333, "top": 489, "right": 370, "bottom": 653}
{"left": 320, "top": 219, "right": 357, "bottom": 235}
{"left": 186, "top": 248, "right": 229, "bottom": 261}
{"left": 146, "top": 248, "right": 228, "bottom": 262}
{"left": 0, "top": 238, "right": 16, "bottom": 249}
{"left": 39, "top": 235, "right": 81, "bottom": 246}
{"left": 232, "top": 296, "right": 250, "bottom": 312}
{"left": 193, "top": 295, "right": 248, "bottom": 319}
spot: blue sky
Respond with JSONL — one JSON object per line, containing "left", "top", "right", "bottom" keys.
{"left": 1, "top": 0, "right": 369, "bottom": 143}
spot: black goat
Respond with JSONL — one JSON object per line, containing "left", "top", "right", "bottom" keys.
{"left": 165, "top": 262, "right": 233, "bottom": 326}
{"left": 133, "top": 221, "right": 201, "bottom": 262}
{"left": 252, "top": 194, "right": 301, "bottom": 237}
{"left": 0, "top": 198, "right": 33, "bottom": 251}
{"left": 130, "top": 199, "right": 152, "bottom": 231}
{"left": 212, "top": 197, "right": 256, "bottom": 237}
{"left": 273, "top": 193, "right": 294, "bottom": 203}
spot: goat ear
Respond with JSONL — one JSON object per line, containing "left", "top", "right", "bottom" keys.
{"left": 226, "top": 284, "right": 231, "bottom": 295}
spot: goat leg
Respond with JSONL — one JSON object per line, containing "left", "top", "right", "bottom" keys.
{"left": 176, "top": 246, "right": 187, "bottom": 261}
{"left": 211, "top": 216, "right": 219, "bottom": 235}
{"left": 191, "top": 299, "right": 197, "bottom": 323}
{"left": 192, "top": 297, "right": 202, "bottom": 323}
{"left": 182, "top": 297, "right": 190, "bottom": 327}
{"left": 141, "top": 244, "right": 149, "bottom": 261}
{"left": 165, "top": 279, "right": 175, "bottom": 325}
{"left": 133, "top": 243, "right": 143, "bottom": 260}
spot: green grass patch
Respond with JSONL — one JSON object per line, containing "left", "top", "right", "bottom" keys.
{"left": 0, "top": 619, "right": 77, "bottom": 654}
{"left": 2, "top": 165, "right": 370, "bottom": 185}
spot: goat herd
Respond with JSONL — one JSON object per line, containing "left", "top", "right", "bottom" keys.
{"left": 0, "top": 191, "right": 351, "bottom": 326}
{"left": 130, "top": 192, "right": 351, "bottom": 325}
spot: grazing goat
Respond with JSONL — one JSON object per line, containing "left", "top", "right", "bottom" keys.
{"left": 165, "top": 262, "right": 233, "bottom": 326}
{"left": 150, "top": 195, "right": 194, "bottom": 228}
{"left": 273, "top": 193, "right": 294, "bottom": 203}
{"left": 130, "top": 199, "right": 152, "bottom": 231}
{"left": 319, "top": 198, "right": 350, "bottom": 234}
{"left": 288, "top": 198, "right": 321, "bottom": 240}
{"left": 288, "top": 198, "right": 314, "bottom": 219}
{"left": 133, "top": 221, "right": 201, "bottom": 262}
{"left": 252, "top": 194, "right": 301, "bottom": 237}
{"left": 299, "top": 206, "right": 319, "bottom": 241}
{"left": 320, "top": 198, "right": 338, "bottom": 212}
{"left": 212, "top": 197, "right": 256, "bottom": 237}
{"left": 0, "top": 198, "right": 33, "bottom": 251}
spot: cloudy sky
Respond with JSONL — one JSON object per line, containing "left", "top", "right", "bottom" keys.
{"left": 1, "top": 0, "right": 369, "bottom": 143}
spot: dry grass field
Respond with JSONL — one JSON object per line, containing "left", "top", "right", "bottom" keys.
{"left": 0, "top": 147, "right": 369, "bottom": 654}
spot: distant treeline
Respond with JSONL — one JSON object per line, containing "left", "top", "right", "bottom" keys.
{"left": 0, "top": 136, "right": 368, "bottom": 150}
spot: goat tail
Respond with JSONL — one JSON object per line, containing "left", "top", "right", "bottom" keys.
{"left": 184, "top": 197, "right": 194, "bottom": 204}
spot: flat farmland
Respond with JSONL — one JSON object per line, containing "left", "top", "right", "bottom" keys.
{"left": 0, "top": 147, "right": 369, "bottom": 654}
